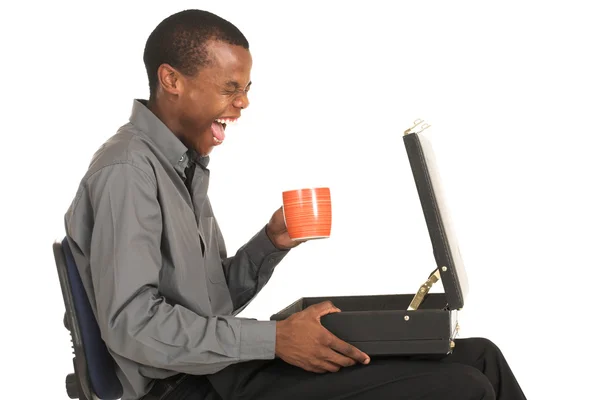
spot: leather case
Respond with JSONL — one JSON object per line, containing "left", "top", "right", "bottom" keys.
{"left": 271, "top": 120, "right": 468, "bottom": 356}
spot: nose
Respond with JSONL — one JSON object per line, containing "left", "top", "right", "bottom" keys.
{"left": 233, "top": 92, "right": 250, "bottom": 109}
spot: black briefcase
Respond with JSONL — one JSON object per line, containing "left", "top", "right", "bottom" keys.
{"left": 270, "top": 119, "right": 469, "bottom": 356}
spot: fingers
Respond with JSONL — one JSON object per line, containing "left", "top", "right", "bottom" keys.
{"left": 307, "top": 302, "right": 370, "bottom": 364}
{"left": 328, "top": 334, "right": 370, "bottom": 365}
{"left": 294, "top": 301, "right": 370, "bottom": 374}
{"left": 304, "top": 364, "right": 328, "bottom": 374}
{"left": 323, "top": 348, "right": 357, "bottom": 369}
{"left": 308, "top": 350, "right": 358, "bottom": 374}
{"left": 313, "top": 359, "right": 344, "bottom": 373}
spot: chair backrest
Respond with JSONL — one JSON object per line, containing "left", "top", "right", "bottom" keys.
{"left": 55, "top": 237, "right": 123, "bottom": 400}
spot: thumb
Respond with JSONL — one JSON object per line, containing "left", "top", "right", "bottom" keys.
{"left": 309, "top": 301, "right": 342, "bottom": 318}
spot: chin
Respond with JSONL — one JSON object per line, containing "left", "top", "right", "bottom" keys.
{"left": 195, "top": 137, "right": 215, "bottom": 157}
{"left": 197, "top": 147, "right": 212, "bottom": 157}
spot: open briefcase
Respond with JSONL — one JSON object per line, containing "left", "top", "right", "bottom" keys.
{"left": 270, "top": 119, "right": 469, "bottom": 356}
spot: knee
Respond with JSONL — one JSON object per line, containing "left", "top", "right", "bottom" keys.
{"left": 470, "top": 337, "right": 498, "bottom": 349}
{"left": 449, "top": 365, "right": 496, "bottom": 400}
{"left": 469, "top": 337, "right": 502, "bottom": 357}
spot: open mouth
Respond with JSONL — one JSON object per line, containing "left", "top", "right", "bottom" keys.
{"left": 211, "top": 118, "right": 238, "bottom": 145}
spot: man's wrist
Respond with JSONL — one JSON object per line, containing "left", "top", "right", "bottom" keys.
{"left": 265, "top": 225, "right": 293, "bottom": 251}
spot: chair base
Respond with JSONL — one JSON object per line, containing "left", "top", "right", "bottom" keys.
{"left": 66, "top": 373, "right": 79, "bottom": 399}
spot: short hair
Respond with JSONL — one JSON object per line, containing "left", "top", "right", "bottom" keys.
{"left": 143, "top": 9, "right": 249, "bottom": 99}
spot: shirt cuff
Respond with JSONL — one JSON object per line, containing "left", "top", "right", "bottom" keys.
{"left": 245, "top": 225, "right": 289, "bottom": 268}
{"left": 239, "top": 319, "right": 277, "bottom": 361}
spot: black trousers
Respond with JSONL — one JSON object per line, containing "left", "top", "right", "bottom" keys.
{"left": 153, "top": 337, "right": 526, "bottom": 400}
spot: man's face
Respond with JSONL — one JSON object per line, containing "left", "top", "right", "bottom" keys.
{"left": 172, "top": 40, "right": 252, "bottom": 156}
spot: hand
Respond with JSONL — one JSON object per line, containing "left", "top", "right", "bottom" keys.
{"left": 266, "top": 207, "right": 305, "bottom": 250}
{"left": 275, "top": 301, "right": 371, "bottom": 373}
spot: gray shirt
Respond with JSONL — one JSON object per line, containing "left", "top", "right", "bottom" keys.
{"left": 64, "top": 99, "right": 288, "bottom": 400}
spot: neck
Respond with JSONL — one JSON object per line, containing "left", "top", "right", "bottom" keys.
{"left": 147, "top": 98, "right": 193, "bottom": 150}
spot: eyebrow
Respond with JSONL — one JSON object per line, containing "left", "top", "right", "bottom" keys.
{"left": 224, "top": 80, "right": 252, "bottom": 90}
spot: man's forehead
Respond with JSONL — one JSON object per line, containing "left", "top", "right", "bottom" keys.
{"left": 200, "top": 40, "right": 252, "bottom": 84}
{"left": 205, "top": 39, "right": 251, "bottom": 66}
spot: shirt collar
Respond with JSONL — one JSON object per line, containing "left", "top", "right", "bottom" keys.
{"left": 129, "top": 99, "right": 210, "bottom": 173}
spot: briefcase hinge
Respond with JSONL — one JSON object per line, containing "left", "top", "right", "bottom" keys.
{"left": 404, "top": 118, "right": 431, "bottom": 136}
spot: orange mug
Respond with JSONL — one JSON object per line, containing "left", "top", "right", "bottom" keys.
{"left": 282, "top": 187, "right": 332, "bottom": 241}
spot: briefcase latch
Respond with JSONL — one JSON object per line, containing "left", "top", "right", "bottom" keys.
{"left": 407, "top": 269, "right": 441, "bottom": 311}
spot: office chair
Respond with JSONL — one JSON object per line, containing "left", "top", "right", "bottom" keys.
{"left": 54, "top": 237, "right": 123, "bottom": 400}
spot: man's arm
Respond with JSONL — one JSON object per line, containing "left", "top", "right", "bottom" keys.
{"left": 218, "top": 221, "right": 288, "bottom": 312}
{"left": 68, "top": 162, "right": 275, "bottom": 375}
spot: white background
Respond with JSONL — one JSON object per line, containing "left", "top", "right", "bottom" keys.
{"left": 1, "top": 0, "right": 598, "bottom": 398}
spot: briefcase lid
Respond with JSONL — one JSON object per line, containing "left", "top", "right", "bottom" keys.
{"left": 402, "top": 120, "right": 469, "bottom": 310}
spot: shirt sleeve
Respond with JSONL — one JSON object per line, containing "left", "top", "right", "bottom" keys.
{"left": 74, "top": 162, "right": 276, "bottom": 375}
{"left": 219, "top": 223, "right": 289, "bottom": 313}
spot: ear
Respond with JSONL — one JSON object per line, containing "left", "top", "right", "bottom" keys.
{"left": 156, "top": 64, "right": 183, "bottom": 96}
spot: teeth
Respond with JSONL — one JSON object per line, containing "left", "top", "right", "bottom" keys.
{"left": 214, "top": 118, "right": 238, "bottom": 125}
{"left": 213, "top": 137, "right": 223, "bottom": 145}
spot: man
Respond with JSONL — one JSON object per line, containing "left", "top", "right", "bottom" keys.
{"left": 64, "top": 9, "right": 527, "bottom": 400}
